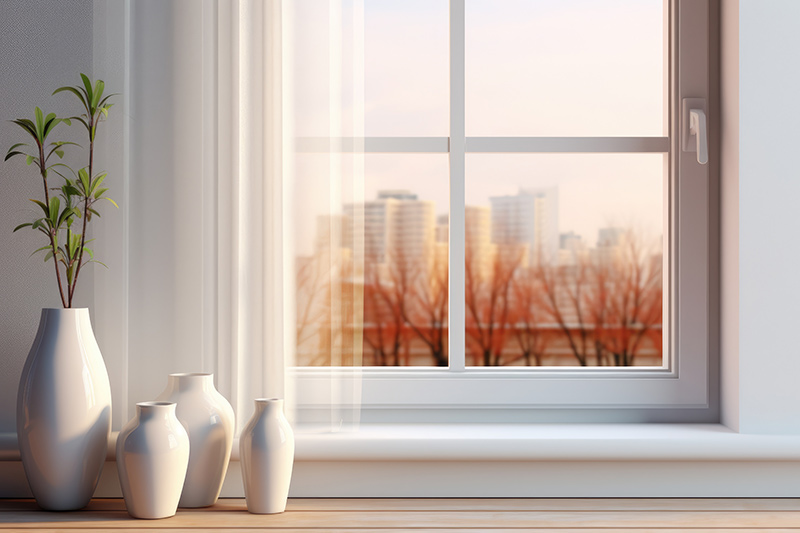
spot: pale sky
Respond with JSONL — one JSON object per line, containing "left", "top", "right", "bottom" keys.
{"left": 290, "top": 0, "right": 665, "bottom": 255}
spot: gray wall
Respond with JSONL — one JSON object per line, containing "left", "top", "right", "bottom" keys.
{"left": 0, "top": 0, "right": 93, "bottom": 433}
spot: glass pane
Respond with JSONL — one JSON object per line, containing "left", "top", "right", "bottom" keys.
{"left": 364, "top": 0, "right": 449, "bottom": 136}
{"left": 293, "top": 154, "right": 449, "bottom": 366}
{"left": 290, "top": 0, "right": 449, "bottom": 138}
{"left": 465, "top": 0, "right": 666, "bottom": 136}
{"left": 465, "top": 154, "right": 664, "bottom": 367}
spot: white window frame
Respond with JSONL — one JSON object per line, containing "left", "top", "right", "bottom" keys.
{"left": 292, "top": 0, "right": 712, "bottom": 422}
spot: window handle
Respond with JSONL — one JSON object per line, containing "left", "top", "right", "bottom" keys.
{"left": 689, "top": 109, "right": 708, "bottom": 165}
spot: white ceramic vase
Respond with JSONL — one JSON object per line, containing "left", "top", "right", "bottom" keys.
{"left": 16, "top": 308, "right": 112, "bottom": 511}
{"left": 155, "top": 373, "right": 234, "bottom": 508}
{"left": 240, "top": 398, "right": 295, "bottom": 514}
{"left": 116, "top": 402, "right": 190, "bottom": 519}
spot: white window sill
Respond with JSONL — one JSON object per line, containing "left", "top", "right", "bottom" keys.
{"left": 4, "top": 424, "right": 800, "bottom": 463}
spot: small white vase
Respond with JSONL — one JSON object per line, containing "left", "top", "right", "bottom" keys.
{"left": 240, "top": 398, "right": 295, "bottom": 514}
{"left": 155, "top": 373, "right": 234, "bottom": 508}
{"left": 116, "top": 402, "right": 190, "bottom": 519}
{"left": 16, "top": 308, "right": 112, "bottom": 511}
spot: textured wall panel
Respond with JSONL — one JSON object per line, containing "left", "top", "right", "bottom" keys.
{"left": 0, "top": 0, "right": 93, "bottom": 432}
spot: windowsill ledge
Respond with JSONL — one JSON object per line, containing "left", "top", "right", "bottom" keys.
{"left": 291, "top": 423, "right": 800, "bottom": 462}
{"left": 4, "top": 424, "right": 800, "bottom": 463}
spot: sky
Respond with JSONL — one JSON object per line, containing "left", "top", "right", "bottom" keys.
{"left": 290, "top": 0, "right": 666, "bottom": 255}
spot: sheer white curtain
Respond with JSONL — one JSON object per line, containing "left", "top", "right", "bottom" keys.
{"left": 99, "top": 0, "right": 365, "bottom": 432}
{"left": 216, "top": 0, "right": 290, "bottom": 430}
{"left": 287, "top": 0, "right": 366, "bottom": 430}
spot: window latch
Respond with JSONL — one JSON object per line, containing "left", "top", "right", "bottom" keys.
{"left": 682, "top": 98, "right": 708, "bottom": 165}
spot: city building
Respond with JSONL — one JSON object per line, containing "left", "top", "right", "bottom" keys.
{"left": 489, "top": 187, "right": 559, "bottom": 264}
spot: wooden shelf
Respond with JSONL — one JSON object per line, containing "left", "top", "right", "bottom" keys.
{"left": 2, "top": 498, "right": 800, "bottom": 531}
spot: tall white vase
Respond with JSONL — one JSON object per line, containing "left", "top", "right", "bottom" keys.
{"left": 116, "top": 402, "right": 190, "bottom": 519}
{"left": 16, "top": 308, "right": 112, "bottom": 511}
{"left": 240, "top": 398, "right": 295, "bottom": 514}
{"left": 155, "top": 373, "right": 234, "bottom": 507}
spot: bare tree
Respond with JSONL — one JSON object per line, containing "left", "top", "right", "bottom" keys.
{"left": 295, "top": 255, "right": 329, "bottom": 363}
{"left": 466, "top": 243, "right": 524, "bottom": 366}
{"left": 507, "top": 266, "right": 550, "bottom": 366}
{"left": 593, "top": 234, "right": 662, "bottom": 366}
{"left": 538, "top": 259, "right": 593, "bottom": 366}
{"left": 403, "top": 248, "right": 448, "bottom": 367}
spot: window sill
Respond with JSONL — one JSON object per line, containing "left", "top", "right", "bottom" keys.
{"left": 290, "top": 423, "right": 800, "bottom": 462}
{"left": 4, "top": 424, "right": 800, "bottom": 463}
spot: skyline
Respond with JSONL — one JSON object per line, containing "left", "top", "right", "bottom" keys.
{"left": 308, "top": 184, "right": 662, "bottom": 259}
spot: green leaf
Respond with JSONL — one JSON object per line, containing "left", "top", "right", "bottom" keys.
{"left": 68, "top": 232, "right": 81, "bottom": 259}
{"left": 4, "top": 151, "right": 27, "bottom": 162}
{"left": 11, "top": 118, "right": 38, "bottom": 141}
{"left": 29, "top": 245, "right": 51, "bottom": 257}
{"left": 69, "top": 116, "right": 90, "bottom": 131}
{"left": 92, "top": 80, "right": 104, "bottom": 109}
{"left": 90, "top": 260, "right": 109, "bottom": 269}
{"left": 80, "top": 74, "right": 94, "bottom": 106}
{"left": 44, "top": 250, "right": 53, "bottom": 263}
{"left": 48, "top": 163, "right": 78, "bottom": 179}
{"left": 43, "top": 113, "right": 58, "bottom": 137}
{"left": 55, "top": 150, "right": 64, "bottom": 159}
{"left": 103, "top": 197, "right": 118, "bottom": 208}
{"left": 61, "top": 118, "right": 72, "bottom": 126}
{"left": 12, "top": 222, "right": 32, "bottom": 232}
{"left": 91, "top": 172, "right": 107, "bottom": 193}
{"left": 48, "top": 196, "right": 60, "bottom": 224}
{"left": 57, "top": 206, "right": 79, "bottom": 227}
{"left": 94, "top": 187, "right": 108, "bottom": 199}
{"left": 78, "top": 167, "right": 90, "bottom": 194}
{"left": 34, "top": 107, "right": 44, "bottom": 140}
{"left": 30, "top": 199, "right": 49, "bottom": 217}
{"left": 99, "top": 107, "right": 108, "bottom": 118}
{"left": 25, "top": 155, "right": 34, "bottom": 165}
{"left": 53, "top": 86, "right": 89, "bottom": 113}
{"left": 7, "top": 142, "right": 27, "bottom": 153}
{"left": 98, "top": 94, "right": 118, "bottom": 108}
{"left": 87, "top": 207, "right": 101, "bottom": 218}
{"left": 64, "top": 185, "right": 81, "bottom": 197}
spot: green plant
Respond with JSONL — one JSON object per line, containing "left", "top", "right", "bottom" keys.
{"left": 5, "top": 74, "right": 117, "bottom": 308}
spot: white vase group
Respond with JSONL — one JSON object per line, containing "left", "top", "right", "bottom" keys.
{"left": 16, "top": 309, "right": 294, "bottom": 517}
{"left": 16, "top": 308, "right": 112, "bottom": 511}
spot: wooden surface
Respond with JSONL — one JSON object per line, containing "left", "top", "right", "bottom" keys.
{"left": 1, "top": 498, "right": 800, "bottom": 531}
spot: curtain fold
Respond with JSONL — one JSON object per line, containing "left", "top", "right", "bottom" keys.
{"left": 117, "top": 0, "right": 365, "bottom": 433}
{"left": 217, "top": 0, "right": 289, "bottom": 431}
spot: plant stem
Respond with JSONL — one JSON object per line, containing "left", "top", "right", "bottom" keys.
{"left": 69, "top": 121, "right": 92, "bottom": 307}
{"left": 39, "top": 142, "right": 68, "bottom": 308}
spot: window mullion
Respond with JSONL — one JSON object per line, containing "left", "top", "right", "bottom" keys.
{"left": 449, "top": 0, "right": 466, "bottom": 372}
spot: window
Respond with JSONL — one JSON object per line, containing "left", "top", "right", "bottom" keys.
{"left": 290, "top": 0, "right": 712, "bottom": 422}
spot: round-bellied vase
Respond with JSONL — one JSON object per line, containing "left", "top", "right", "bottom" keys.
{"left": 239, "top": 398, "right": 295, "bottom": 514}
{"left": 16, "top": 308, "right": 112, "bottom": 511}
{"left": 155, "top": 373, "right": 234, "bottom": 508}
{"left": 116, "top": 402, "right": 190, "bottom": 519}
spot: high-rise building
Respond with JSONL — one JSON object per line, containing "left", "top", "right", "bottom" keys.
{"left": 343, "top": 190, "right": 435, "bottom": 269}
{"left": 466, "top": 205, "right": 491, "bottom": 279}
{"left": 559, "top": 231, "right": 587, "bottom": 266}
{"left": 489, "top": 187, "right": 559, "bottom": 264}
